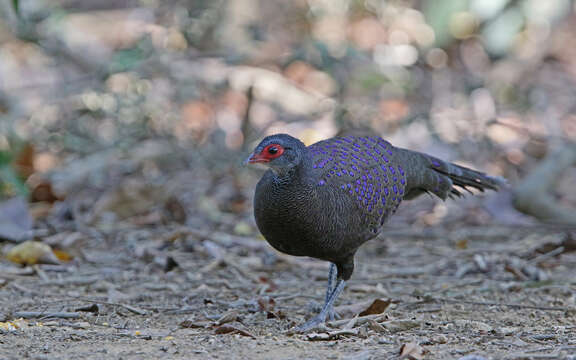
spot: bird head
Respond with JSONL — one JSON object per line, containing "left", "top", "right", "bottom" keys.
{"left": 245, "top": 134, "right": 306, "bottom": 172}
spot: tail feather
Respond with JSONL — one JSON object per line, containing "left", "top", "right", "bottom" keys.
{"left": 396, "top": 148, "right": 505, "bottom": 201}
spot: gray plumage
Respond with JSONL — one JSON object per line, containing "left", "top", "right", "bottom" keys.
{"left": 248, "top": 133, "right": 503, "bottom": 330}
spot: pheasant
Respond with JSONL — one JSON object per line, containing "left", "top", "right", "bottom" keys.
{"left": 246, "top": 133, "right": 503, "bottom": 331}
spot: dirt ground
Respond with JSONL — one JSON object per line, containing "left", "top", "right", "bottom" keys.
{"left": 1, "top": 222, "right": 575, "bottom": 360}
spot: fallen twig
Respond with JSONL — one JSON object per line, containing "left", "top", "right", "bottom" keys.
{"left": 428, "top": 297, "right": 571, "bottom": 312}
{"left": 13, "top": 311, "right": 83, "bottom": 319}
{"left": 328, "top": 313, "right": 388, "bottom": 327}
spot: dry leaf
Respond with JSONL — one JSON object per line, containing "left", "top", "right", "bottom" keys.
{"left": 214, "top": 310, "right": 239, "bottom": 326}
{"left": 53, "top": 249, "right": 73, "bottom": 262}
{"left": 367, "top": 319, "right": 387, "bottom": 333}
{"left": 399, "top": 342, "right": 424, "bottom": 360}
{"left": 257, "top": 296, "right": 275, "bottom": 312}
{"left": 532, "top": 232, "right": 576, "bottom": 256}
{"left": 179, "top": 319, "right": 210, "bottom": 328}
{"left": 305, "top": 328, "right": 359, "bottom": 341}
{"left": 5, "top": 241, "right": 60, "bottom": 265}
{"left": 455, "top": 238, "right": 468, "bottom": 250}
{"left": 30, "top": 181, "right": 61, "bottom": 204}
{"left": 382, "top": 320, "right": 420, "bottom": 333}
{"left": 358, "top": 298, "right": 391, "bottom": 316}
{"left": 13, "top": 143, "right": 35, "bottom": 180}
{"left": 214, "top": 323, "right": 255, "bottom": 338}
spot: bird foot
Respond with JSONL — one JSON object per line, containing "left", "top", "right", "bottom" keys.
{"left": 292, "top": 314, "right": 329, "bottom": 333}
{"left": 326, "top": 308, "right": 341, "bottom": 321}
{"left": 307, "top": 301, "right": 340, "bottom": 321}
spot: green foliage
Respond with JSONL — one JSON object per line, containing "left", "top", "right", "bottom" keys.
{"left": 11, "top": 0, "right": 20, "bottom": 17}
{"left": 108, "top": 38, "right": 154, "bottom": 74}
{"left": 0, "top": 137, "right": 29, "bottom": 199}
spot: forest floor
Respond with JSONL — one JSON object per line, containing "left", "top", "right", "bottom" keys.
{"left": 1, "top": 221, "right": 575, "bottom": 360}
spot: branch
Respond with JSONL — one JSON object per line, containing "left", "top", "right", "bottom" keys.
{"left": 513, "top": 144, "right": 576, "bottom": 225}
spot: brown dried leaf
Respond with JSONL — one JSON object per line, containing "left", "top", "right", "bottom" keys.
{"left": 214, "top": 323, "right": 255, "bottom": 338}
{"left": 399, "top": 342, "right": 424, "bottom": 360}
{"left": 179, "top": 319, "right": 210, "bottom": 328}
{"left": 30, "top": 181, "right": 61, "bottom": 204}
{"left": 13, "top": 143, "right": 35, "bottom": 180}
{"left": 533, "top": 232, "right": 576, "bottom": 256}
{"left": 256, "top": 296, "right": 275, "bottom": 313}
{"left": 358, "top": 298, "right": 391, "bottom": 316}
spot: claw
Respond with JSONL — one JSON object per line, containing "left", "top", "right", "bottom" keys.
{"left": 292, "top": 277, "right": 347, "bottom": 333}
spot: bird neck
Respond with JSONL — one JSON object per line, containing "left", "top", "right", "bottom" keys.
{"left": 270, "top": 152, "right": 313, "bottom": 187}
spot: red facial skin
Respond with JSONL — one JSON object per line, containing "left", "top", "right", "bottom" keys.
{"left": 248, "top": 144, "right": 284, "bottom": 163}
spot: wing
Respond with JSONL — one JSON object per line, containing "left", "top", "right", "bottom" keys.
{"left": 308, "top": 135, "right": 407, "bottom": 233}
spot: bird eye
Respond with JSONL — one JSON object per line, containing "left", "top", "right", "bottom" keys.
{"left": 268, "top": 146, "right": 278, "bottom": 154}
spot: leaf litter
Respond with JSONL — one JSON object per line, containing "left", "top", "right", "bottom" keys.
{"left": 1, "top": 142, "right": 575, "bottom": 360}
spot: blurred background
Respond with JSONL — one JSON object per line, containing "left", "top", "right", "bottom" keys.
{"left": 1, "top": 3, "right": 576, "bottom": 357}
{"left": 1, "top": 0, "right": 576, "bottom": 246}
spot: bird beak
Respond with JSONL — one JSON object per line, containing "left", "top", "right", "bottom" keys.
{"left": 243, "top": 152, "right": 269, "bottom": 165}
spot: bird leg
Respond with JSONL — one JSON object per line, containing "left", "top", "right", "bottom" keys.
{"left": 294, "top": 277, "right": 346, "bottom": 332}
{"left": 325, "top": 263, "right": 337, "bottom": 303}
{"left": 324, "top": 263, "right": 340, "bottom": 321}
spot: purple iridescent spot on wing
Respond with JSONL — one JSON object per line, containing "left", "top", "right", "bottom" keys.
{"left": 389, "top": 166, "right": 396, "bottom": 174}
{"left": 398, "top": 166, "right": 404, "bottom": 175}
{"left": 318, "top": 180, "right": 325, "bottom": 186}
{"left": 393, "top": 184, "right": 398, "bottom": 194}
{"left": 384, "top": 187, "right": 389, "bottom": 196}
